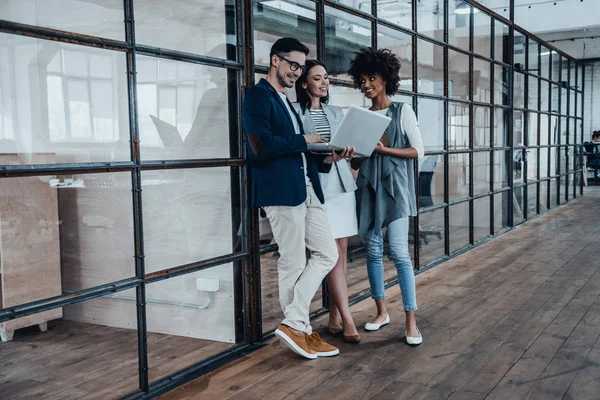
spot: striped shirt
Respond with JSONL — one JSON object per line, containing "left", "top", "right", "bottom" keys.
{"left": 309, "top": 109, "right": 331, "bottom": 141}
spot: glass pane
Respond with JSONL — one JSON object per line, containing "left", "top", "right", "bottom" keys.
{"left": 329, "top": 84, "right": 370, "bottom": 109}
{"left": 417, "top": 39, "right": 444, "bottom": 97}
{"left": 540, "top": 114, "right": 549, "bottom": 145}
{"left": 513, "top": 110, "right": 525, "bottom": 147}
{"left": 513, "top": 185, "right": 525, "bottom": 224}
{"left": 137, "top": 56, "right": 233, "bottom": 160}
{"left": 473, "top": 151, "right": 490, "bottom": 195}
{"left": 493, "top": 191, "right": 509, "bottom": 232}
{"left": 514, "top": 32, "right": 526, "bottom": 69}
{"left": 449, "top": 1, "right": 470, "bottom": 50}
{"left": 378, "top": 0, "right": 412, "bottom": 29}
{"left": 449, "top": 102, "right": 469, "bottom": 151}
{"left": 494, "top": 21, "right": 509, "bottom": 63}
{"left": 419, "top": 155, "right": 444, "bottom": 209}
{"left": 419, "top": 208, "right": 446, "bottom": 265}
{"left": 473, "top": 196, "right": 490, "bottom": 241}
{"left": 136, "top": 0, "right": 236, "bottom": 60}
{"left": 417, "top": 0, "right": 444, "bottom": 41}
{"left": 377, "top": 25, "right": 413, "bottom": 92}
{"left": 253, "top": 0, "right": 317, "bottom": 67}
{"left": 493, "top": 150, "right": 509, "bottom": 189}
{"left": 0, "top": 171, "right": 134, "bottom": 312}
{"left": 514, "top": 72, "right": 525, "bottom": 109}
{"left": 561, "top": 88, "right": 568, "bottom": 115}
{"left": 540, "top": 47, "right": 552, "bottom": 80}
{"left": 514, "top": 149, "right": 525, "bottom": 185}
{"left": 528, "top": 183, "right": 538, "bottom": 216}
{"left": 539, "top": 180, "right": 548, "bottom": 212}
{"left": 142, "top": 168, "right": 236, "bottom": 274}
{"left": 146, "top": 270, "right": 236, "bottom": 384}
{"left": 494, "top": 64, "right": 509, "bottom": 106}
{"left": 473, "top": 8, "right": 491, "bottom": 58}
{"left": 474, "top": 106, "right": 491, "bottom": 148}
{"left": 474, "top": 58, "right": 491, "bottom": 103}
{"left": 324, "top": 6, "right": 371, "bottom": 81}
{"left": 494, "top": 107, "right": 508, "bottom": 147}
{"left": 528, "top": 76, "right": 538, "bottom": 111}
{"left": 0, "top": 0, "right": 124, "bottom": 41}
{"left": 330, "top": 0, "right": 370, "bottom": 13}
{"left": 0, "top": 300, "right": 138, "bottom": 398}
{"left": 450, "top": 201, "right": 470, "bottom": 253}
{"left": 540, "top": 79, "right": 549, "bottom": 111}
{"left": 550, "top": 178, "right": 558, "bottom": 207}
{"left": 528, "top": 40, "right": 539, "bottom": 74}
{"left": 540, "top": 147, "right": 549, "bottom": 178}
{"left": 449, "top": 49, "right": 470, "bottom": 100}
{"left": 448, "top": 152, "right": 470, "bottom": 202}
{"left": 0, "top": 34, "right": 129, "bottom": 164}
{"left": 419, "top": 97, "right": 444, "bottom": 152}
{"left": 528, "top": 112, "right": 539, "bottom": 147}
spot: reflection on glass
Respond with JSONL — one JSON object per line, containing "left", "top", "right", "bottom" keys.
{"left": 513, "top": 110, "right": 524, "bottom": 147}
{"left": 528, "top": 40, "right": 539, "bottom": 74}
{"left": 378, "top": 0, "right": 412, "bottom": 29}
{"left": 539, "top": 180, "right": 549, "bottom": 212}
{"left": 473, "top": 58, "right": 491, "bottom": 103}
{"left": 449, "top": 102, "right": 469, "bottom": 151}
{"left": 494, "top": 64, "right": 509, "bottom": 106}
{"left": 417, "top": 0, "right": 444, "bottom": 40}
{"left": 473, "top": 10, "right": 491, "bottom": 57}
{"left": 419, "top": 208, "right": 446, "bottom": 265}
{"left": 540, "top": 47, "right": 552, "bottom": 80}
{"left": 0, "top": 298, "right": 139, "bottom": 398}
{"left": 419, "top": 98, "right": 444, "bottom": 152}
{"left": 528, "top": 76, "right": 538, "bottom": 111}
{"left": 0, "top": 34, "right": 129, "bottom": 164}
{"left": 330, "top": 0, "right": 371, "bottom": 13}
{"left": 514, "top": 72, "right": 525, "bottom": 109}
{"left": 142, "top": 168, "right": 234, "bottom": 274}
{"left": 137, "top": 56, "right": 232, "bottom": 160}
{"left": 550, "top": 178, "right": 558, "bottom": 207}
{"left": 494, "top": 21, "right": 509, "bottom": 63}
{"left": 540, "top": 147, "right": 549, "bottom": 178}
{"left": 514, "top": 32, "right": 526, "bottom": 69}
{"left": 324, "top": 6, "right": 371, "bottom": 80}
{"left": 528, "top": 112, "right": 539, "bottom": 147}
{"left": 417, "top": 39, "right": 444, "bottom": 97}
{"left": 493, "top": 191, "right": 509, "bottom": 232}
{"left": 540, "top": 114, "right": 549, "bottom": 146}
{"left": 513, "top": 185, "right": 525, "bottom": 224}
{"left": 494, "top": 107, "right": 508, "bottom": 147}
{"left": 449, "top": 49, "right": 470, "bottom": 100}
{"left": 449, "top": 1, "right": 470, "bottom": 50}
{"left": 253, "top": 0, "right": 317, "bottom": 67}
{"left": 540, "top": 79, "right": 549, "bottom": 111}
{"left": 449, "top": 201, "right": 470, "bottom": 253}
{"left": 474, "top": 106, "right": 491, "bottom": 148}
{"left": 136, "top": 0, "right": 236, "bottom": 60}
{"left": 329, "top": 85, "right": 369, "bottom": 109}
{"left": 473, "top": 196, "right": 490, "bottom": 242}
{"left": 378, "top": 25, "right": 413, "bottom": 90}
{"left": 473, "top": 151, "right": 490, "bottom": 195}
{"left": 419, "top": 155, "right": 444, "bottom": 208}
{"left": 0, "top": 0, "right": 125, "bottom": 40}
{"left": 561, "top": 88, "right": 568, "bottom": 115}
{"left": 493, "top": 150, "right": 509, "bottom": 189}
{"left": 527, "top": 183, "right": 538, "bottom": 216}
{"left": 448, "top": 153, "right": 470, "bottom": 202}
{"left": 146, "top": 269, "right": 236, "bottom": 384}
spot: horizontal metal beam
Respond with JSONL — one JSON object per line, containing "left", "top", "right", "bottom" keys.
{"left": 145, "top": 252, "right": 249, "bottom": 283}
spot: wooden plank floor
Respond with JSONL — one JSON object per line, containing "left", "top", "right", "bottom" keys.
{"left": 161, "top": 186, "right": 600, "bottom": 400}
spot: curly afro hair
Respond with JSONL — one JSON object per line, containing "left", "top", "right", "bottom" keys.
{"left": 347, "top": 47, "right": 401, "bottom": 95}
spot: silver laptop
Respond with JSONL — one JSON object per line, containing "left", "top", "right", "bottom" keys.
{"left": 307, "top": 104, "right": 391, "bottom": 157}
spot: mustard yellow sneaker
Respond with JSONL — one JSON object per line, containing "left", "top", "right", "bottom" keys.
{"left": 275, "top": 324, "right": 317, "bottom": 359}
{"left": 307, "top": 332, "right": 339, "bottom": 357}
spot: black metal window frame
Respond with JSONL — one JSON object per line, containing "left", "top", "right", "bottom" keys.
{"left": 0, "top": 0, "right": 586, "bottom": 398}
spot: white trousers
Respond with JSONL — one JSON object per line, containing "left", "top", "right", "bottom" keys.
{"left": 264, "top": 186, "right": 338, "bottom": 333}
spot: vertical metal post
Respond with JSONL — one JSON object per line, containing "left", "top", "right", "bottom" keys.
{"left": 506, "top": 1, "right": 514, "bottom": 227}
{"left": 522, "top": 37, "right": 529, "bottom": 221}
{"left": 580, "top": 64, "right": 585, "bottom": 195}
{"left": 489, "top": 20, "right": 495, "bottom": 235}
{"left": 124, "top": 0, "right": 149, "bottom": 392}
{"left": 443, "top": 0, "right": 450, "bottom": 254}
{"left": 412, "top": 0, "right": 420, "bottom": 268}
{"left": 536, "top": 41, "right": 541, "bottom": 215}
{"left": 468, "top": 3, "right": 474, "bottom": 244}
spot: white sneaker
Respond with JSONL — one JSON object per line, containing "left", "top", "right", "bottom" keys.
{"left": 364, "top": 314, "right": 390, "bottom": 331}
{"left": 405, "top": 328, "right": 423, "bottom": 346}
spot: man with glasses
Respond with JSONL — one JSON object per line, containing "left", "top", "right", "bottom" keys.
{"left": 242, "top": 37, "right": 353, "bottom": 359}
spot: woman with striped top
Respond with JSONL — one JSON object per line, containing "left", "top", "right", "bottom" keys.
{"left": 293, "top": 60, "right": 360, "bottom": 343}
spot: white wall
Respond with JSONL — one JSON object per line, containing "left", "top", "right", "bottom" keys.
{"left": 584, "top": 61, "right": 600, "bottom": 138}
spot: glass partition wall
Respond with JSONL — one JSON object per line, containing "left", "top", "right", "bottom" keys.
{"left": 0, "top": 0, "right": 584, "bottom": 398}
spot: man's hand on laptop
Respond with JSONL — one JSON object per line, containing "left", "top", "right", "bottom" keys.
{"left": 325, "top": 146, "right": 355, "bottom": 164}
{"left": 304, "top": 134, "right": 327, "bottom": 144}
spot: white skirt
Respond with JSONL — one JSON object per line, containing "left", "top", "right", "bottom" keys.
{"left": 324, "top": 191, "right": 359, "bottom": 239}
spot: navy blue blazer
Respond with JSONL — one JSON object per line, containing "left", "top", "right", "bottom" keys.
{"left": 242, "top": 79, "right": 331, "bottom": 208}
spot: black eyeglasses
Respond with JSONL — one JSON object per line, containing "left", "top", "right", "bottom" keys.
{"left": 277, "top": 55, "right": 305, "bottom": 73}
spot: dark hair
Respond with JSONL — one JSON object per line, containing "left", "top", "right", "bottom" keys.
{"left": 295, "top": 60, "right": 329, "bottom": 112}
{"left": 269, "top": 37, "right": 310, "bottom": 63}
{"left": 347, "top": 47, "right": 402, "bottom": 95}
{"left": 593, "top": 130, "right": 600, "bottom": 139}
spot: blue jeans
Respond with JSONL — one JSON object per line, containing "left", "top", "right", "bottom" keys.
{"left": 365, "top": 217, "right": 418, "bottom": 311}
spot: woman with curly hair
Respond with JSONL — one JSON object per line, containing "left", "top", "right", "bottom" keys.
{"left": 348, "top": 47, "right": 424, "bottom": 345}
